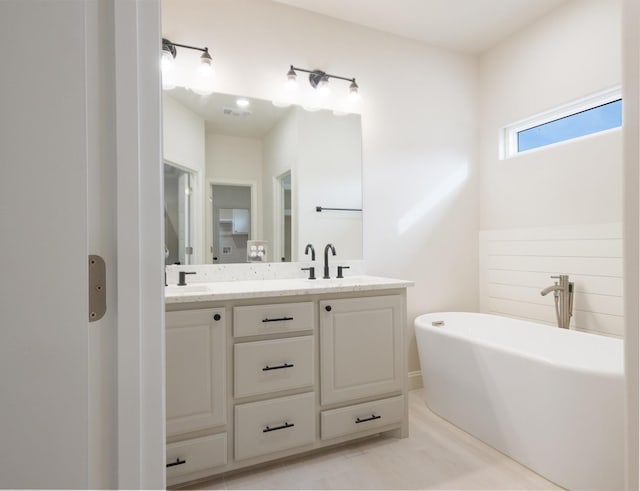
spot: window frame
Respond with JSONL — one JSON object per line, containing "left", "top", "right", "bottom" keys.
{"left": 501, "top": 86, "right": 622, "bottom": 159}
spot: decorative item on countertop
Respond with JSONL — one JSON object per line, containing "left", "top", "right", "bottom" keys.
{"left": 247, "top": 240, "right": 269, "bottom": 262}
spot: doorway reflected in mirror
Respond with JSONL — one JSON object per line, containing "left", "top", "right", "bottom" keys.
{"left": 164, "top": 162, "right": 194, "bottom": 265}
{"left": 211, "top": 184, "right": 251, "bottom": 263}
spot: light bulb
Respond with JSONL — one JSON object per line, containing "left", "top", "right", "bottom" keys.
{"left": 236, "top": 98, "right": 250, "bottom": 108}
{"left": 348, "top": 79, "right": 360, "bottom": 102}
{"left": 199, "top": 62, "right": 213, "bottom": 77}
{"left": 199, "top": 49, "right": 213, "bottom": 77}
{"left": 317, "top": 76, "right": 330, "bottom": 96}
{"left": 285, "top": 67, "right": 298, "bottom": 91}
{"left": 161, "top": 48, "right": 175, "bottom": 73}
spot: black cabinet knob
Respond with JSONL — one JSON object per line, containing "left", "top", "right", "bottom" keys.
{"left": 325, "top": 305, "right": 332, "bottom": 312}
{"left": 213, "top": 313, "right": 221, "bottom": 321}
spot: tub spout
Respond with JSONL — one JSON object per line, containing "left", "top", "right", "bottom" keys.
{"left": 541, "top": 275, "right": 574, "bottom": 329}
{"left": 540, "top": 284, "right": 562, "bottom": 296}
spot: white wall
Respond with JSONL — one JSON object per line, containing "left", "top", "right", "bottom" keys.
{"left": 479, "top": 0, "right": 622, "bottom": 230}
{"left": 206, "top": 133, "right": 263, "bottom": 185}
{"left": 205, "top": 133, "right": 263, "bottom": 261}
{"left": 162, "top": 0, "right": 479, "bottom": 372}
{"left": 163, "top": 94, "right": 206, "bottom": 263}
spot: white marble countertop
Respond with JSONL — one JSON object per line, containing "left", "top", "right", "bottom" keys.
{"left": 165, "top": 275, "right": 414, "bottom": 304}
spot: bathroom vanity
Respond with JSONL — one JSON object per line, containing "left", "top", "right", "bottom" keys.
{"left": 164, "top": 275, "right": 412, "bottom": 486}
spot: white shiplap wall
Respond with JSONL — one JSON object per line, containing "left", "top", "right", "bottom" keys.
{"left": 479, "top": 223, "right": 623, "bottom": 337}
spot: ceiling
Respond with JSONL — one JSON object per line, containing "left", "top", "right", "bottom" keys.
{"left": 167, "top": 88, "right": 291, "bottom": 137}
{"left": 272, "top": 0, "right": 569, "bottom": 54}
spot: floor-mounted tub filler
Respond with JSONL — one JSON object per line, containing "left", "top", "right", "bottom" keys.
{"left": 415, "top": 312, "right": 623, "bottom": 491}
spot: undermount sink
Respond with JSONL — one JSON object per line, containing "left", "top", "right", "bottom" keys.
{"left": 165, "top": 284, "right": 212, "bottom": 294}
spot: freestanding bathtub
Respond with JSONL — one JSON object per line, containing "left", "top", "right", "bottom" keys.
{"left": 415, "top": 312, "right": 624, "bottom": 491}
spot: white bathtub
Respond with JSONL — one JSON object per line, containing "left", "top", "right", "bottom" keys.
{"left": 415, "top": 312, "right": 624, "bottom": 491}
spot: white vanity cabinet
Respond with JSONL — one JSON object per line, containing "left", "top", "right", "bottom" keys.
{"left": 165, "top": 308, "right": 228, "bottom": 485}
{"left": 319, "top": 295, "right": 403, "bottom": 405}
{"left": 165, "top": 308, "right": 227, "bottom": 437}
{"left": 165, "top": 280, "right": 409, "bottom": 486}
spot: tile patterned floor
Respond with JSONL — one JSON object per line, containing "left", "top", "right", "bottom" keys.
{"left": 179, "top": 389, "right": 561, "bottom": 490}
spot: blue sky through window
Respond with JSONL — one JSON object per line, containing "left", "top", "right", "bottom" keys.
{"left": 517, "top": 99, "right": 622, "bottom": 152}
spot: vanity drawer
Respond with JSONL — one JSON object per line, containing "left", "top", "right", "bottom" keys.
{"left": 235, "top": 392, "right": 315, "bottom": 461}
{"left": 234, "top": 336, "right": 314, "bottom": 398}
{"left": 233, "top": 301, "right": 314, "bottom": 338}
{"left": 321, "top": 395, "right": 404, "bottom": 440}
{"left": 166, "top": 433, "right": 227, "bottom": 483}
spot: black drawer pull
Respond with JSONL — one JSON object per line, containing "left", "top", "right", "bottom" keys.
{"left": 166, "top": 458, "right": 186, "bottom": 468}
{"left": 262, "top": 316, "right": 294, "bottom": 323}
{"left": 263, "top": 363, "right": 294, "bottom": 371}
{"left": 355, "top": 414, "right": 381, "bottom": 424}
{"left": 263, "top": 422, "right": 294, "bottom": 433}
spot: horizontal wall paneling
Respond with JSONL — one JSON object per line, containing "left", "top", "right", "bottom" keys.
{"left": 479, "top": 224, "right": 623, "bottom": 337}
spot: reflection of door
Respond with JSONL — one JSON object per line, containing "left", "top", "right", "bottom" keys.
{"left": 274, "top": 171, "right": 292, "bottom": 262}
{"left": 164, "top": 163, "right": 193, "bottom": 265}
{"left": 211, "top": 184, "right": 251, "bottom": 263}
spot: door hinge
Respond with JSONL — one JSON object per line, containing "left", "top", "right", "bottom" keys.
{"left": 88, "top": 255, "right": 106, "bottom": 322}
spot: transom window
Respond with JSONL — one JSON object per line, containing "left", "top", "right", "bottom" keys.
{"left": 501, "top": 87, "right": 622, "bottom": 159}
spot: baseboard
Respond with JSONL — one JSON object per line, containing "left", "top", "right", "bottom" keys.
{"left": 408, "top": 370, "right": 423, "bottom": 391}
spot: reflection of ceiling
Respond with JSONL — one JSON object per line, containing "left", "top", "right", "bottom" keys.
{"left": 272, "top": 0, "right": 568, "bottom": 54}
{"left": 165, "top": 88, "right": 292, "bottom": 138}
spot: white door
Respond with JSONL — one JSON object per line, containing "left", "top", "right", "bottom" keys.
{"left": 0, "top": 2, "right": 93, "bottom": 487}
{"left": 0, "top": 1, "right": 164, "bottom": 488}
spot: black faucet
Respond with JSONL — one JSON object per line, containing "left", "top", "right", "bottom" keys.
{"left": 301, "top": 266, "right": 316, "bottom": 280}
{"left": 304, "top": 243, "right": 315, "bottom": 261}
{"left": 323, "top": 244, "right": 336, "bottom": 279}
{"left": 178, "top": 271, "right": 196, "bottom": 286}
{"left": 301, "top": 244, "right": 316, "bottom": 279}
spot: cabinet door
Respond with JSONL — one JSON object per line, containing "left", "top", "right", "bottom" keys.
{"left": 166, "top": 309, "right": 226, "bottom": 436}
{"left": 320, "top": 295, "right": 403, "bottom": 405}
{"left": 232, "top": 208, "right": 250, "bottom": 234}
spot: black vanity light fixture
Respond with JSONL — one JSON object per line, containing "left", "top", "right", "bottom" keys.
{"left": 162, "top": 38, "right": 213, "bottom": 77}
{"left": 286, "top": 65, "right": 360, "bottom": 101}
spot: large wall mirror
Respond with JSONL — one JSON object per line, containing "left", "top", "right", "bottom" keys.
{"left": 163, "top": 88, "right": 363, "bottom": 264}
